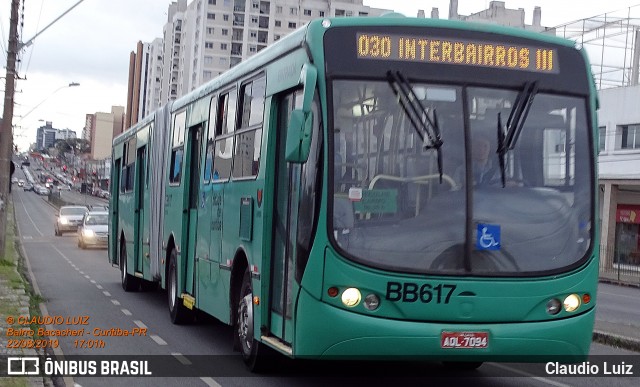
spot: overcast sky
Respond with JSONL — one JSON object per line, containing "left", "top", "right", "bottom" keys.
{"left": 2, "top": 0, "right": 639, "bottom": 151}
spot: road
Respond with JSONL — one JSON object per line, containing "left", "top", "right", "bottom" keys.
{"left": 9, "top": 178, "right": 640, "bottom": 387}
{"left": 596, "top": 282, "right": 640, "bottom": 328}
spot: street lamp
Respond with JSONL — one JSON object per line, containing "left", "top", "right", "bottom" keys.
{"left": 18, "top": 82, "right": 80, "bottom": 123}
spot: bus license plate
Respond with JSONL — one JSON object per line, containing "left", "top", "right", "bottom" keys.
{"left": 441, "top": 332, "right": 488, "bottom": 349}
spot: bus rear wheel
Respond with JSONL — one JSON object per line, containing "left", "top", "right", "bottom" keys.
{"left": 236, "top": 270, "right": 273, "bottom": 372}
{"left": 167, "top": 248, "right": 192, "bottom": 324}
{"left": 120, "top": 242, "right": 139, "bottom": 292}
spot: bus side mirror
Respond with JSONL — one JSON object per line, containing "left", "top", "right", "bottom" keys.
{"left": 285, "top": 64, "right": 317, "bottom": 164}
{"left": 285, "top": 110, "right": 313, "bottom": 163}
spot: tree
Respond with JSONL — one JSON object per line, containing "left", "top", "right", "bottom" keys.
{"left": 54, "top": 139, "right": 72, "bottom": 154}
{"left": 68, "top": 138, "right": 91, "bottom": 154}
{"left": 54, "top": 138, "right": 91, "bottom": 159}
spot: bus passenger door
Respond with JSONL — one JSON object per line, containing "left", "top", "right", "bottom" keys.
{"left": 182, "top": 124, "right": 203, "bottom": 297}
{"left": 109, "top": 158, "right": 121, "bottom": 264}
{"left": 269, "top": 90, "right": 304, "bottom": 344}
{"left": 134, "top": 145, "right": 147, "bottom": 275}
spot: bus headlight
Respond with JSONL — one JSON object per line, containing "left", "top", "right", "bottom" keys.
{"left": 341, "top": 288, "right": 361, "bottom": 307}
{"left": 545, "top": 298, "right": 561, "bottom": 315}
{"left": 563, "top": 294, "right": 581, "bottom": 312}
{"left": 363, "top": 294, "right": 380, "bottom": 310}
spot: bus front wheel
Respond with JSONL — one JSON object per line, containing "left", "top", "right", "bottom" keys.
{"left": 236, "top": 270, "right": 272, "bottom": 372}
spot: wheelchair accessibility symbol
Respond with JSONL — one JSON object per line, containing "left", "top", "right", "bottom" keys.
{"left": 477, "top": 224, "right": 501, "bottom": 250}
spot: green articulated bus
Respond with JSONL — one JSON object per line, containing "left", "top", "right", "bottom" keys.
{"left": 110, "top": 14, "right": 599, "bottom": 371}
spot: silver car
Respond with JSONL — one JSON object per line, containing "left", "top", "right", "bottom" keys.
{"left": 77, "top": 211, "right": 109, "bottom": 249}
{"left": 55, "top": 206, "right": 88, "bottom": 236}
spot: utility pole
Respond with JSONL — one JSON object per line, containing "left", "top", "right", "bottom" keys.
{"left": 0, "top": 0, "right": 20, "bottom": 258}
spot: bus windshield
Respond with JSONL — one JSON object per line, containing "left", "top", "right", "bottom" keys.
{"left": 331, "top": 79, "right": 592, "bottom": 276}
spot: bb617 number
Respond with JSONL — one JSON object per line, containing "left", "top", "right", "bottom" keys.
{"left": 385, "top": 282, "right": 456, "bottom": 304}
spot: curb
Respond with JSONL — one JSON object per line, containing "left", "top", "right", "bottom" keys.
{"left": 593, "top": 330, "right": 640, "bottom": 353}
{"left": 598, "top": 278, "right": 640, "bottom": 289}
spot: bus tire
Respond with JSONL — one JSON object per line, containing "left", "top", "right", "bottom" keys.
{"left": 236, "top": 270, "right": 273, "bottom": 372}
{"left": 120, "top": 242, "right": 139, "bottom": 292}
{"left": 168, "top": 249, "right": 192, "bottom": 324}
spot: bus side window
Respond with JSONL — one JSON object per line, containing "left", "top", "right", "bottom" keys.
{"left": 213, "top": 89, "right": 236, "bottom": 181}
{"left": 170, "top": 111, "right": 186, "bottom": 185}
{"left": 204, "top": 96, "right": 217, "bottom": 183}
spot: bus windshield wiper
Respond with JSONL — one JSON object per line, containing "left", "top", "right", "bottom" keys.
{"left": 386, "top": 70, "right": 444, "bottom": 183}
{"left": 496, "top": 81, "right": 538, "bottom": 187}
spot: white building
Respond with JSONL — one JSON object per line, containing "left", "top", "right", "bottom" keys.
{"left": 597, "top": 85, "right": 640, "bottom": 270}
{"left": 448, "top": 0, "right": 548, "bottom": 32}
{"left": 55, "top": 129, "right": 77, "bottom": 141}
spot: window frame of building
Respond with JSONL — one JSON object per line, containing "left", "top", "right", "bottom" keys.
{"left": 619, "top": 124, "right": 640, "bottom": 150}
{"left": 599, "top": 126, "right": 606, "bottom": 153}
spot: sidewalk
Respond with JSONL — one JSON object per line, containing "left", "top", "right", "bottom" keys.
{"left": 0, "top": 199, "right": 47, "bottom": 387}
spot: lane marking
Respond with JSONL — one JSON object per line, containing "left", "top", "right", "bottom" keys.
{"left": 20, "top": 198, "right": 44, "bottom": 236}
{"left": 121, "top": 309, "right": 132, "bottom": 316}
{"left": 90, "top": 280, "right": 96, "bottom": 284}
{"left": 84, "top": 275, "right": 90, "bottom": 279}
{"left": 150, "top": 335, "right": 167, "bottom": 345}
{"left": 200, "top": 377, "right": 221, "bottom": 387}
{"left": 133, "top": 320, "right": 147, "bottom": 329}
{"left": 96, "top": 285, "right": 103, "bottom": 290}
{"left": 111, "top": 300, "right": 120, "bottom": 306}
{"left": 172, "top": 352, "right": 192, "bottom": 365}
{"left": 103, "top": 291, "right": 111, "bottom": 297}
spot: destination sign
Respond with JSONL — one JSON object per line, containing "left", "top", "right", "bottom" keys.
{"left": 356, "top": 33, "right": 559, "bottom": 73}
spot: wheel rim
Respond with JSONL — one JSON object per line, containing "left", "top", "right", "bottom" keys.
{"left": 121, "top": 249, "right": 126, "bottom": 283}
{"left": 238, "top": 293, "right": 254, "bottom": 354}
{"left": 169, "top": 263, "right": 176, "bottom": 310}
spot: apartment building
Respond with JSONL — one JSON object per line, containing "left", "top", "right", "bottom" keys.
{"left": 35, "top": 122, "right": 77, "bottom": 151}
{"left": 125, "top": 0, "right": 390, "bottom": 127}
{"left": 83, "top": 106, "right": 125, "bottom": 160}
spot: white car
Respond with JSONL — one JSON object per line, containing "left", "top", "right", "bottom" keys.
{"left": 77, "top": 211, "right": 109, "bottom": 249}
{"left": 55, "top": 205, "right": 88, "bottom": 236}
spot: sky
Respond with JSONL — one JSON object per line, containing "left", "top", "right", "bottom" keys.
{"left": 1, "top": 0, "right": 640, "bottom": 151}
